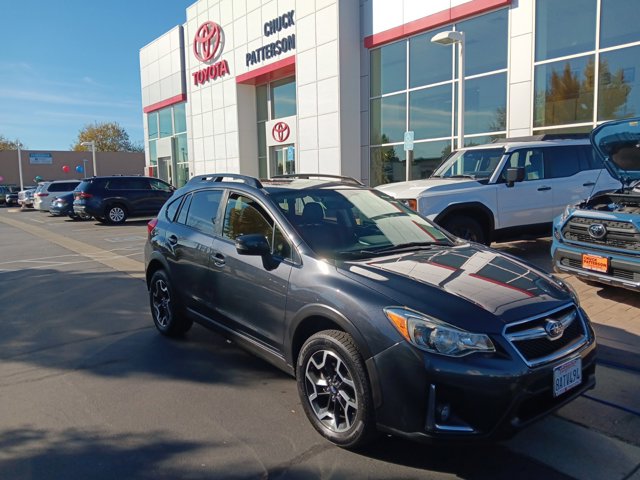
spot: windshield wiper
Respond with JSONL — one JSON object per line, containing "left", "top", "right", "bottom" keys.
{"left": 361, "top": 241, "right": 449, "bottom": 255}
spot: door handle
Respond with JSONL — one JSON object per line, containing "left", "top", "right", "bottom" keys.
{"left": 168, "top": 234, "right": 178, "bottom": 245}
{"left": 212, "top": 253, "right": 226, "bottom": 267}
{"left": 537, "top": 186, "right": 551, "bottom": 191}
{"left": 583, "top": 182, "right": 595, "bottom": 187}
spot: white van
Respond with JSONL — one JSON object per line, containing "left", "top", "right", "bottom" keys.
{"left": 33, "top": 180, "right": 82, "bottom": 212}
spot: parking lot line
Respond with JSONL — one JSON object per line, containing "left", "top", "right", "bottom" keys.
{"left": 0, "top": 214, "right": 145, "bottom": 280}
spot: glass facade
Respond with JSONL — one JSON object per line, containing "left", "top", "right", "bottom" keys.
{"left": 256, "top": 77, "right": 297, "bottom": 178}
{"left": 534, "top": 0, "right": 640, "bottom": 134}
{"left": 146, "top": 102, "right": 189, "bottom": 186}
{"left": 370, "top": 9, "right": 508, "bottom": 186}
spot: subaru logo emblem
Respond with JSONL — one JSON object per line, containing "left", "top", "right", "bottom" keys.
{"left": 588, "top": 223, "right": 606, "bottom": 239}
{"left": 545, "top": 320, "right": 565, "bottom": 340}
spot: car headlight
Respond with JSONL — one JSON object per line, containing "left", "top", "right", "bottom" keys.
{"left": 384, "top": 307, "right": 495, "bottom": 357}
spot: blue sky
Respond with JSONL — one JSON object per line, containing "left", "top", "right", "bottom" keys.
{"left": 0, "top": 0, "right": 193, "bottom": 151}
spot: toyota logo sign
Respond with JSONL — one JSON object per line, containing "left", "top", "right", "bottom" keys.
{"left": 193, "top": 21, "right": 221, "bottom": 63}
{"left": 588, "top": 223, "right": 607, "bottom": 239}
{"left": 272, "top": 122, "right": 291, "bottom": 142}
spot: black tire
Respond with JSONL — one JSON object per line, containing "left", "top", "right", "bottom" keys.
{"left": 442, "top": 215, "right": 488, "bottom": 245}
{"left": 106, "top": 204, "right": 127, "bottom": 224}
{"left": 296, "top": 330, "right": 376, "bottom": 449}
{"left": 149, "top": 270, "right": 193, "bottom": 337}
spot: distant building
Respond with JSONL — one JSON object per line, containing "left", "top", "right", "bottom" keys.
{"left": 0, "top": 150, "right": 145, "bottom": 187}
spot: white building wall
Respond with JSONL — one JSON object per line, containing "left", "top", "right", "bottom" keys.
{"left": 140, "top": 26, "right": 186, "bottom": 167}
{"left": 140, "top": 0, "right": 543, "bottom": 183}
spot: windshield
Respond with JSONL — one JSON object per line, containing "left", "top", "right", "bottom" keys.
{"left": 432, "top": 147, "right": 505, "bottom": 179}
{"left": 271, "top": 188, "right": 452, "bottom": 260}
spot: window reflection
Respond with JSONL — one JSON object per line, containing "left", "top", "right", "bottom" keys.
{"left": 371, "top": 42, "right": 407, "bottom": 96}
{"left": 600, "top": 0, "right": 640, "bottom": 48}
{"left": 271, "top": 77, "right": 296, "bottom": 119}
{"left": 534, "top": 56, "right": 595, "bottom": 127}
{"left": 535, "top": 0, "right": 596, "bottom": 61}
{"left": 598, "top": 46, "right": 638, "bottom": 121}
{"left": 370, "top": 94, "right": 406, "bottom": 144}
{"left": 409, "top": 85, "right": 452, "bottom": 140}
{"left": 371, "top": 146, "right": 406, "bottom": 186}
{"left": 412, "top": 140, "right": 451, "bottom": 179}
{"left": 409, "top": 29, "right": 452, "bottom": 88}
{"left": 159, "top": 108, "right": 173, "bottom": 138}
{"left": 465, "top": 73, "right": 507, "bottom": 134}
{"left": 458, "top": 9, "right": 508, "bottom": 76}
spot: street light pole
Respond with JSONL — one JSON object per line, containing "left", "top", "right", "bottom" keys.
{"left": 17, "top": 142, "right": 24, "bottom": 190}
{"left": 80, "top": 141, "right": 97, "bottom": 176}
{"left": 82, "top": 159, "right": 88, "bottom": 177}
{"left": 431, "top": 30, "right": 465, "bottom": 150}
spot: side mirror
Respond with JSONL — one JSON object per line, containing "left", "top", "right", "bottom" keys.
{"left": 506, "top": 167, "right": 525, "bottom": 187}
{"left": 235, "top": 234, "right": 271, "bottom": 256}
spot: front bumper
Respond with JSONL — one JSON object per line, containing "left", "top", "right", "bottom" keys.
{"left": 368, "top": 325, "right": 596, "bottom": 442}
{"left": 552, "top": 240, "right": 640, "bottom": 291}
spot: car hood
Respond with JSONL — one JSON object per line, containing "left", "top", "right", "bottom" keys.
{"left": 375, "top": 178, "right": 479, "bottom": 199}
{"left": 338, "top": 243, "right": 573, "bottom": 332}
{"left": 592, "top": 117, "right": 640, "bottom": 185}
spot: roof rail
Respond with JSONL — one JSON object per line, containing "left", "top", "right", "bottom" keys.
{"left": 187, "top": 173, "right": 263, "bottom": 189}
{"left": 494, "top": 133, "right": 590, "bottom": 143}
{"left": 271, "top": 173, "right": 364, "bottom": 186}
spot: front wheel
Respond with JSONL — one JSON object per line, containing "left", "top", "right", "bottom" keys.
{"left": 149, "top": 270, "right": 193, "bottom": 337}
{"left": 106, "top": 204, "right": 127, "bottom": 224}
{"left": 296, "top": 330, "right": 376, "bottom": 449}
{"left": 441, "top": 215, "right": 488, "bottom": 245}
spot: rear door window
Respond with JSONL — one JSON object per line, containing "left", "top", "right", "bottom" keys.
{"left": 185, "top": 190, "right": 223, "bottom": 236}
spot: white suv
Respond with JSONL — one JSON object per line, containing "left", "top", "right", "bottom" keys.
{"left": 376, "top": 137, "right": 620, "bottom": 245}
{"left": 33, "top": 180, "right": 81, "bottom": 212}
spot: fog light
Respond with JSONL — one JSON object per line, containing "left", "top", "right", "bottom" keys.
{"left": 554, "top": 229, "right": 561, "bottom": 240}
{"left": 437, "top": 403, "right": 451, "bottom": 422}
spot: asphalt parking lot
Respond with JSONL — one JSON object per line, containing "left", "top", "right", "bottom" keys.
{"left": 1, "top": 206, "right": 639, "bottom": 480}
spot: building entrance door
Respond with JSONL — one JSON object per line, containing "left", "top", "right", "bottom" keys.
{"left": 158, "top": 156, "right": 173, "bottom": 185}
{"left": 270, "top": 144, "right": 295, "bottom": 177}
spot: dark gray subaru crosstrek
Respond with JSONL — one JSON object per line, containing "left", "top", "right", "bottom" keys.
{"left": 144, "top": 173, "right": 596, "bottom": 448}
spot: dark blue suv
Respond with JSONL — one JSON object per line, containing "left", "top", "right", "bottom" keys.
{"left": 73, "top": 175, "right": 174, "bottom": 224}
{"left": 144, "top": 174, "right": 596, "bottom": 448}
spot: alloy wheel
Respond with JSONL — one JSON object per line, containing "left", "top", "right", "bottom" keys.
{"left": 152, "top": 278, "right": 171, "bottom": 328}
{"left": 304, "top": 349, "right": 358, "bottom": 433}
{"left": 108, "top": 207, "right": 125, "bottom": 223}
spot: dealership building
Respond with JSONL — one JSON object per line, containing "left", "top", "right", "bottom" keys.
{"left": 139, "top": 0, "right": 640, "bottom": 187}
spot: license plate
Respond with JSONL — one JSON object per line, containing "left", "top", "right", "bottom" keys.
{"left": 553, "top": 358, "right": 582, "bottom": 397}
{"left": 582, "top": 254, "right": 608, "bottom": 273}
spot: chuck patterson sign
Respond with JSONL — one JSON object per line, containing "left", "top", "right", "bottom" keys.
{"left": 246, "top": 10, "right": 295, "bottom": 67}
{"left": 192, "top": 21, "right": 230, "bottom": 86}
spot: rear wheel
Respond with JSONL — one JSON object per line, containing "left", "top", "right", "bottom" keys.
{"left": 296, "top": 330, "right": 376, "bottom": 449}
{"left": 149, "top": 270, "right": 192, "bottom": 337}
{"left": 106, "top": 204, "right": 127, "bottom": 224}
{"left": 441, "top": 215, "right": 488, "bottom": 245}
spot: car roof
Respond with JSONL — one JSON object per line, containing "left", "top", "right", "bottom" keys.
{"left": 464, "top": 135, "right": 590, "bottom": 152}
{"left": 184, "top": 174, "right": 365, "bottom": 194}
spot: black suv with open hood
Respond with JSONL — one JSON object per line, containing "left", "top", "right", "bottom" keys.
{"left": 145, "top": 173, "right": 596, "bottom": 448}
{"left": 552, "top": 117, "right": 640, "bottom": 291}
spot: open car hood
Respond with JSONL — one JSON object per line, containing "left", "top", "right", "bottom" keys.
{"left": 592, "top": 117, "right": 640, "bottom": 185}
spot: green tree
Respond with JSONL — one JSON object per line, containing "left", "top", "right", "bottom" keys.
{"left": 71, "top": 122, "right": 141, "bottom": 152}
{"left": 0, "top": 135, "right": 26, "bottom": 151}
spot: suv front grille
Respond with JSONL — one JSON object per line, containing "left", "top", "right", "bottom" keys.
{"left": 503, "top": 305, "right": 588, "bottom": 367}
{"left": 561, "top": 216, "right": 640, "bottom": 251}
